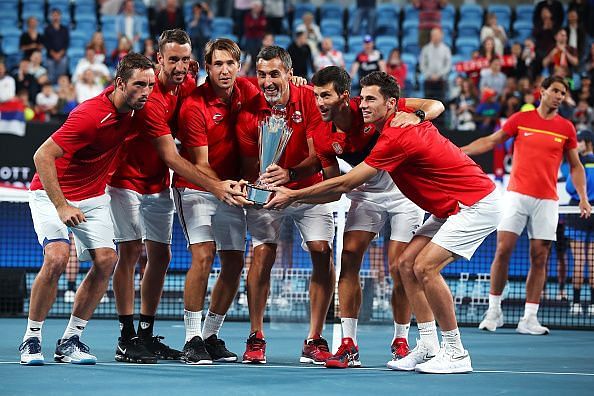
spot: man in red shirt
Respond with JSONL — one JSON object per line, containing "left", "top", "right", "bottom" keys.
{"left": 463, "top": 75, "right": 591, "bottom": 335}
{"left": 107, "top": 30, "right": 248, "bottom": 365}
{"left": 20, "top": 53, "right": 155, "bottom": 366}
{"left": 174, "top": 38, "right": 260, "bottom": 365}
{"left": 309, "top": 66, "right": 444, "bottom": 368}
{"left": 266, "top": 71, "right": 501, "bottom": 374}
{"left": 237, "top": 46, "right": 335, "bottom": 365}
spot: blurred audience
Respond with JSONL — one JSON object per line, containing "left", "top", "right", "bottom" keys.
{"left": 19, "top": 17, "right": 44, "bottom": 60}
{"left": 44, "top": 9, "right": 69, "bottom": 84}
{"left": 314, "top": 37, "right": 345, "bottom": 71}
{"left": 0, "top": 62, "right": 16, "bottom": 103}
{"left": 419, "top": 27, "right": 451, "bottom": 101}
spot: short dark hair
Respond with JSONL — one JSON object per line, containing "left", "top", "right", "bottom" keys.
{"left": 115, "top": 52, "right": 154, "bottom": 82}
{"left": 204, "top": 38, "right": 241, "bottom": 65}
{"left": 541, "top": 75, "right": 569, "bottom": 92}
{"left": 312, "top": 66, "right": 351, "bottom": 96}
{"left": 359, "top": 71, "right": 400, "bottom": 102}
{"left": 158, "top": 29, "right": 191, "bottom": 53}
{"left": 256, "top": 45, "right": 292, "bottom": 71}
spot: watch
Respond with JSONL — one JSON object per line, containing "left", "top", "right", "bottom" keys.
{"left": 288, "top": 168, "right": 297, "bottom": 181}
{"left": 414, "top": 109, "right": 426, "bottom": 122}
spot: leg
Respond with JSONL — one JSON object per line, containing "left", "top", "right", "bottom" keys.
{"left": 306, "top": 240, "right": 335, "bottom": 338}
{"left": 569, "top": 239, "right": 585, "bottom": 314}
{"left": 525, "top": 239, "right": 552, "bottom": 304}
{"left": 140, "top": 240, "right": 171, "bottom": 316}
{"left": 113, "top": 240, "right": 143, "bottom": 316}
{"left": 64, "top": 233, "right": 80, "bottom": 301}
{"left": 185, "top": 242, "right": 217, "bottom": 312}
{"left": 490, "top": 231, "right": 520, "bottom": 295}
{"left": 208, "top": 250, "right": 245, "bottom": 315}
{"left": 247, "top": 243, "right": 277, "bottom": 335}
{"left": 388, "top": 241, "right": 412, "bottom": 326}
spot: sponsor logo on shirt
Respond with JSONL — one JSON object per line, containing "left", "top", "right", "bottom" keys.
{"left": 332, "top": 142, "right": 343, "bottom": 154}
{"left": 213, "top": 113, "right": 223, "bottom": 124}
{"left": 523, "top": 132, "right": 533, "bottom": 136}
{"left": 364, "top": 125, "right": 372, "bottom": 135}
{"left": 292, "top": 110, "right": 303, "bottom": 123}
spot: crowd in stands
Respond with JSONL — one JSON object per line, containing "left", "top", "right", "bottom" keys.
{"left": 1, "top": 0, "right": 594, "bottom": 134}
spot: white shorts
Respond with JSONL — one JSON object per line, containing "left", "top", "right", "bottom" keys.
{"left": 345, "top": 199, "right": 424, "bottom": 243}
{"left": 173, "top": 187, "right": 246, "bottom": 251}
{"left": 497, "top": 190, "right": 558, "bottom": 241}
{"left": 247, "top": 202, "right": 335, "bottom": 249}
{"left": 107, "top": 186, "right": 174, "bottom": 244}
{"left": 29, "top": 190, "right": 116, "bottom": 261}
{"left": 415, "top": 189, "right": 502, "bottom": 260}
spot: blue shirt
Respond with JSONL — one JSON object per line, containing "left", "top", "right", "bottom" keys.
{"left": 566, "top": 153, "right": 594, "bottom": 202}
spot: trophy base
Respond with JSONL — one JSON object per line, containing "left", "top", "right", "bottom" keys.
{"left": 246, "top": 184, "right": 273, "bottom": 205}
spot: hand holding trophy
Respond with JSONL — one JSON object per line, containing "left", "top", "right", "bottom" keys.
{"left": 246, "top": 104, "right": 293, "bottom": 205}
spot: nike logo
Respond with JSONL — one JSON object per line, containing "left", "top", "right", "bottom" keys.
{"left": 118, "top": 345, "right": 127, "bottom": 354}
{"left": 30, "top": 328, "right": 40, "bottom": 331}
{"left": 523, "top": 132, "right": 534, "bottom": 136}
{"left": 451, "top": 353, "right": 468, "bottom": 361}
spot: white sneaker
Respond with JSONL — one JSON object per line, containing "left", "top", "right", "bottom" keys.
{"left": 415, "top": 343, "right": 473, "bottom": 374}
{"left": 64, "top": 290, "right": 75, "bottom": 303}
{"left": 478, "top": 308, "right": 504, "bottom": 332}
{"left": 516, "top": 316, "right": 549, "bottom": 335}
{"left": 386, "top": 339, "right": 436, "bottom": 371}
{"left": 238, "top": 293, "right": 247, "bottom": 306}
{"left": 54, "top": 335, "right": 97, "bottom": 364}
{"left": 19, "top": 337, "right": 44, "bottom": 365}
{"left": 588, "top": 305, "right": 594, "bottom": 316}
{"left": 570, "top": 303, "right": 583, "bottom": 316}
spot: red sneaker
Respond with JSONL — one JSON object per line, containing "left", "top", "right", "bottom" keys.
{"left": 391, "top": 337, "right": 409, "bottom": 360}
{"left": 300, "top": 335, "right": 332, "bottom": 365}
{"left": 242, "top": 331, "right": 266, "bottom": 364}
{"left": 324, "top": 337, "right": 361, "bottom": 368}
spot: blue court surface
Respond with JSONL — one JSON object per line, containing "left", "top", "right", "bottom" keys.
{"left": 1, "top": 318, "right": 592, "bottom": 395}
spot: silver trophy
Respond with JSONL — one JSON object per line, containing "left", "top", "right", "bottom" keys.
{"left": 246, "top": 105, "right": 293, "bottom": 205}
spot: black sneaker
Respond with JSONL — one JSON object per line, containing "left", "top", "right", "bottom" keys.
{"left": 115, "top": 337, "right": 157, "bottom": 364}
{"left": 142, "top": 335, "right": 183, "bottom": 360}
{"left": 182, "top": 336, "right": 212, "bottom": 365}
{"left": 204, "top": 334, "right": 238, "bottom": 362}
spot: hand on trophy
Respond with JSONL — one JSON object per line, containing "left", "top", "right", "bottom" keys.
{"left": 213, "top": 180, "right": 251, "bottom": 207}
{"left": 263, "top": 186, "right": 295, "bottom": 210}
{"left": 259, "top": 164, "right": 289, "bottom": 186}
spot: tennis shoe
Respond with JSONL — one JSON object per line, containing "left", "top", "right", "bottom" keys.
{"left": 242, "top": 331, "right": 266, "bottom": 364}
{"left": 300, "top": 335, "right": 332, "bottom": 365}
{"left": 204, "top": 334, "right": 237, "bottom": 362}
{"left": 415, "top": 342, "right": 473, "bottom": 374}
{"left": 516, "top": 316, "right": 549, "bottom": 335}
{"left": 115, "top": 337, "right": 157, "bottom": 364}
{"left": 142, "top": 335, "right": 182, "bottom": 360}
{"left": 478, "top": 308, "right": 504, "bottom": 332}
{"left": 387, "top": 339, "right": 435, "bottom": 371}
{"left": 182, "top": 336, "right": 212, "bottom": 365}
{"left": 325, "top": 337, "right": 361, "bottom": 368}
{"left": 54, "top": 335, "right": 96, "bottom": 364}
{"left": 19, "top": 337, "right": 44, "bottom": 366}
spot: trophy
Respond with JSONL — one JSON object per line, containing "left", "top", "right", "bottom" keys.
{"left": 246, "top": 105, "right": 293, "bottom": 205}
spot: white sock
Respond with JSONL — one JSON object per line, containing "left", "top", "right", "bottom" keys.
{"left": 24, "top": 319, "right": 44, "bottom": 342}
{"left": 184, "top": 310, "right": 202, "bottom": 343}
{"left": 393, "top": 321, "right": 410, "bottom": 343}
{"left": 523, "top": 302, "right": 539, "bottom": 319}
{"left": 441, "top": 328, "right": 464, "bottom": 354}
{"left": 417, "top": 321, "right": 439, "bottom": 353}
{"left": 202, "top": 310, "right": 226, "bottom": 340}
{"left": 341, "top": 317, "right": 358, "bottom": 345}
{"left": 62, "top": 315, "right": 88, "bottom": 340}
{"left": 489, "top": 294, "right": 502, "bottom": 311}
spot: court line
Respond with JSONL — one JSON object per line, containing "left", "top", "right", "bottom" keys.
{"left": 1, "top": 361, "right": 593, "bottom": 376}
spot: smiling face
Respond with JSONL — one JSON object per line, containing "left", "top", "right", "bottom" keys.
{"left": 158, "top": 41, "right": 192, "bottom": 86}
{"left": 256, "top": 56, "right": 292, "bottom": 106}
{"left": 313, "top": 82, "right": 347, "bottom": 122}
{"left": 359, "top": 85, "right": 394, "bottom": 124}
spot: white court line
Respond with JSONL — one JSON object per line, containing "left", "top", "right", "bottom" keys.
{"left": 1, "top": 361, "right": 593, "bottom": 376}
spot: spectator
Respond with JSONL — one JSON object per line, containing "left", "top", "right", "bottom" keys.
{"left": 475, "top": 87, "right": 500, "bottom": 134}
{"left": 28, "top": 50, "right": 49, "bottom": 86}
{"left": 55, "top": 74, "right": 77, "bottom": 114}
{"left": 314, "top": 37, "right": 345, "bottom": 71}
{"left": 35, "top": 82, "right": 58, "bottom": 120}
{"left": 295, "top": 12, "right": 322, "bottom": 55}
{"left": 187, "top": 2, "right": 213, "bottom": 63}
{"left": 43, "top": 8, "right": 69, "bottom": 84}
{"left": 19, "top": 17, "right": 44, "bottom": 60}
{"left": 100, "top": 0, "right": 126, "bottom": 16}
{"left": 569, "top": 0, "right": 593, "bottom": 37}
{"left": 351, "top": 0, "right": 376, "bottom": 36}
{"left": 413, "top": 0, "right": 447, "bottom": 47}
{"left": 240, "top": 32, "right": 274, "bottom": 76}
{"left": 565, "top": 8, "right": 586, "bottom": 61}
{"left": 478, "top": 37, "right": 497, "bottom": 63}
{"left": 264, "top": 0, "right": 284, "bottom": 35}
{"left": 88, "top": 32, "right": 107, "bottom": 64}
{"left": 109, "top": 36, "right": 132, "bottom": 68}
{"left": 419, "top": 27, "right": 451, "bottom": 101}
{"left": 141, "top": 38, "right": 157, "bottom": 62}
{"left": 385, "top": 48, "right": 407, "bottom": 92}
{"left": 233, "top": 0, "right": 253, "bottom": 40}
{"left": 72, "top": 47, "right": 111, "bottom": 84}
{"left": 155, "top": 0, "right": 185, "bottom": 36}
{"left": 13, "top": 59, "right": 38, "bottom": 103}
{"left": 573, "top": 73, "right": 593, "bottom": 106}
{"left": 542, "top": 28, "right": 579, "bottom": 77}
{"left": 350, "top": 35, "right": 386, "bottom": 83}
{"left": 480, "top": 13, "right": 506, "bottom": 56}
{"left": 480, "top": 57, "right": 506, "bottom": 98}
{"left": 243, "top": 1, "right": 267, "bottom": 67}
{"left": 287, "top": 28, "right": 313, "bottom": 79}
{"left": 75, "top": 68, "right": 104, "bottom": 104}
{"left": 500, "top": 92, "right": 522, "bottom": 119}
{"left": 450, "top": 77, "right": 478, "bottom": 131}
{"left": 534, "top": 0, "right": 565, "bottom": 31}
{"left": 573, "top": 99, "right": 593, "bottom": 131}
{"left": 533, "top": 5, "right": 556, "bottom": 60}
{"left": 519, "top": 38, "right": 539, "bottom": 80}
{"left": 115, "top": 0, "right": 143, "bottom": 51}
{"left": 0, "top": 62, "right": 16, "bottom": 102}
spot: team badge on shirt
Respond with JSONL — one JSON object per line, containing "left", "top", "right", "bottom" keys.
{"left": 292, "top": 110, "right": 303, "bottom": 123}
{"left": 363, "top": 125, "right": 372, "bottom": 135}
{"left": 213, "top": 113, "right": 223, "bottom": 124}
{"left": 332, "top": 142, "right": 343, "bottom": 154}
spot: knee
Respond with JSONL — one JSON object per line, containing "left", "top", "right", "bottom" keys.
{"left": 93, "top": 250, "right": 118, "bottom": 273}
{"left": 412, "top": 257, "right": 436, "bottom": 286}
{"left": 43, "top": 250, "right": 69, "bottom": 280}
{"left": 397, "top": 254, "right": 415, "bottom": 280}
{"left": 308, "top": 241, "right": 332, "bottom": 257}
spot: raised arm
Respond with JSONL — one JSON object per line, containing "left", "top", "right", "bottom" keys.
{"left": 391, "top": 97, "right": 445, "bottom": 128}
{"left": 461, "top": 129, "right": 510, "bottom": 156}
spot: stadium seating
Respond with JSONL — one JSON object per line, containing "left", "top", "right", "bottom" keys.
{"left": 348, "top": 35, "right": 363, "bottom": 53}
{"left": 375, "top": 35, "right": 397, "bottom": 59}
{"left": 401, "top": 35, "right": 419, "bottom": 56}
{"left": 212, "top": 17, "right": 234, "bottom": 36}
{"left": 376, "top": 3, "right": 400, "bottom": 21}
{"left": 513, "top": 20, "right": 533, "bottom": 42}
{"left": 70, "top": 30, "right": 90, "bottom": 51}
{"left": 321, "top": 19, "right": 343, "bottom": 37}
{"left": 294, "top": 3, "right": 316, "bottom": 21}
{"left": 375, "top": 13, "right": 398, "bottom": 36}
{"left": 515, "top": 4, "right": 534, "bottom": 23}
{"left": 457, "top": 20, "right": 482, "bottom": 38}
{"left": 403, "top": 4, "right": 419, "bottom": 22}
{"left": 459, "top": 4, "right": 484, "bottom": 22}
{"left": 328, "top": 35, "right": 345, "bottom": 52}
{"left": 74, "top": 15, "right": 98, "bottom": 34}
{"left": 455, "top": 36, "right": 480, "bottom": 58}
{"left": 275, "top": 34, "right": 291, "bottom": 49}
{"left": 320, "top": 3, "right": 343, "bottom": 22}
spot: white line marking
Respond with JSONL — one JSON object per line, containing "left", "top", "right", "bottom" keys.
{"left": 1, "top": 361, "right": 593, "bottom": 376}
